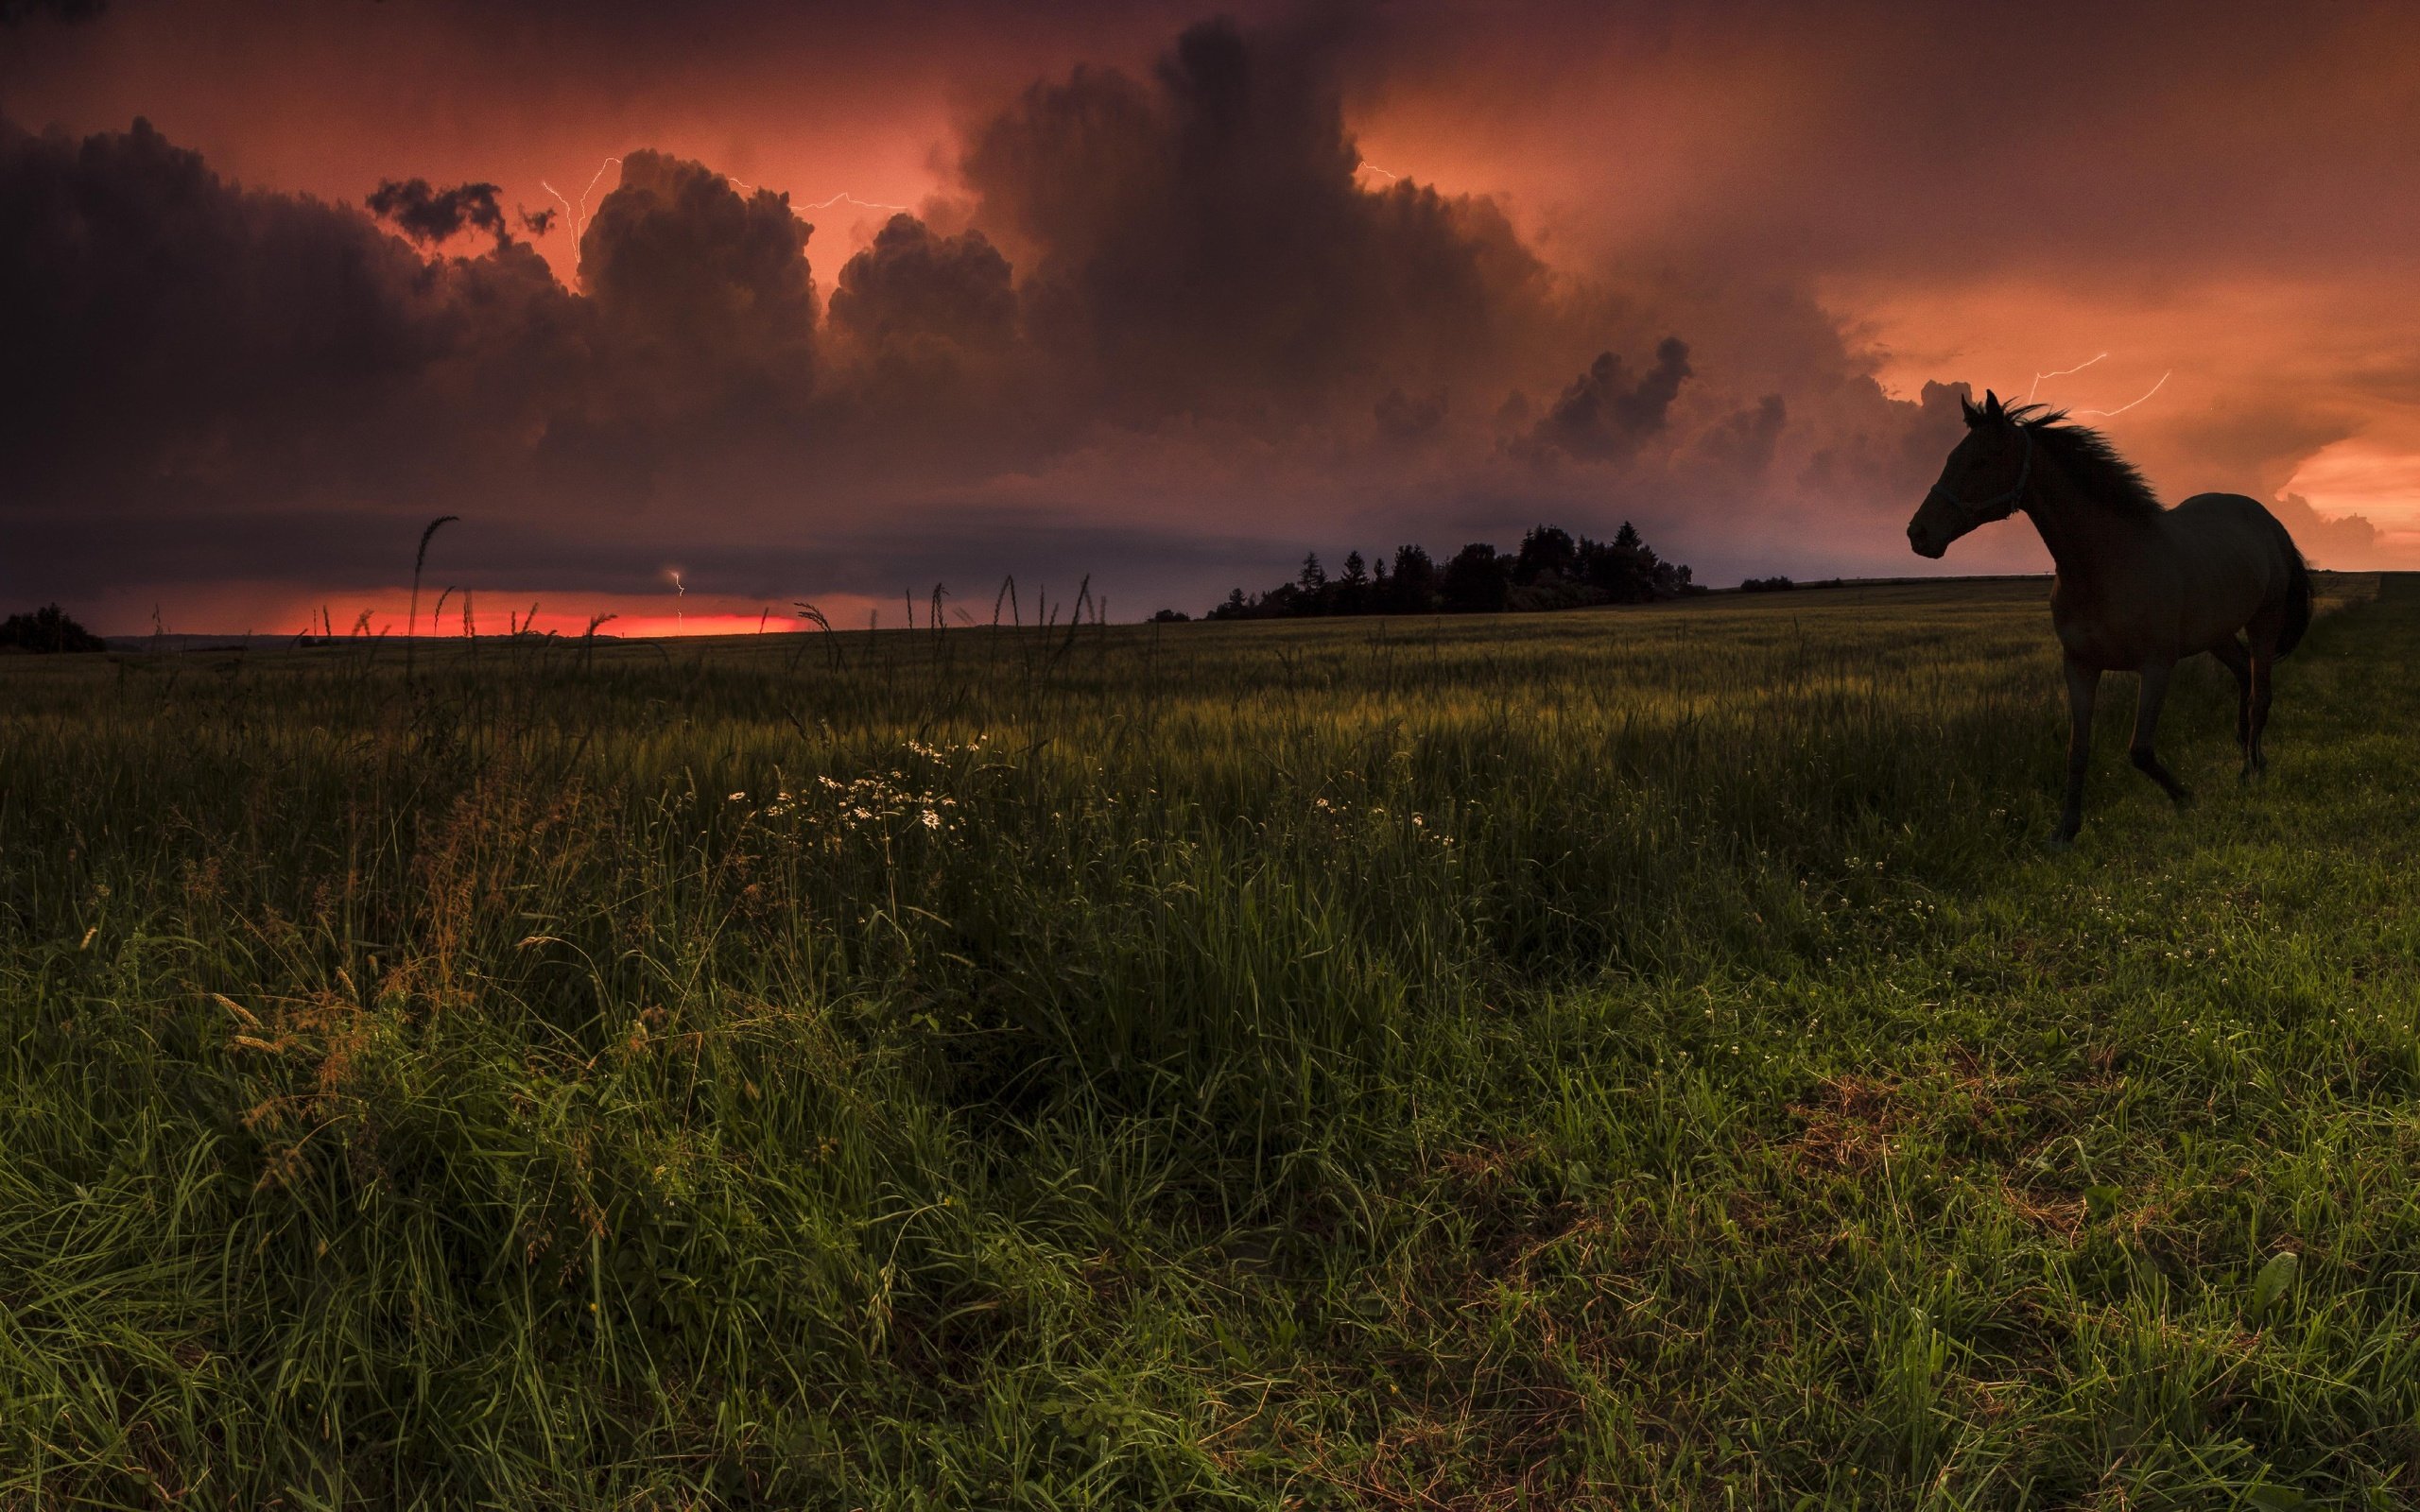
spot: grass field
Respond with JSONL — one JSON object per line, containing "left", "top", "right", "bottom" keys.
{"left": 4, "top": 576, "right": 2417, "bottom": 1508}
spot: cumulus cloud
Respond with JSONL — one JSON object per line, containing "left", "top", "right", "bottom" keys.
{"left": 0, "top": 115, "right": 832, "bottom": 564}
{"left": 0, "top": 115, "right": 537, "bottom": 512}
{"left": 828, "top": 214, "right": 1014, "bottom": 350}
{"left": 0, "top": 12, "right": 2011, "bottom": 617}
{"left": 578, "top": 148, "right": 818, "bottom": 404}
{"left": 1796, "top": 379, "right": 1973, "bottom": 515}
{"left": 959, "top": 17, "right": 1549, "bottom": 429}
{"left": 366, "top": 178, "right": 509, "bottom": 247}
{"left": 2269, "top": 492, "right": 2380, "bottom": 568}
{"left": 1694, "top": 394, "right": 1788, "bottom": 478}
{"left": 1530, "top": 338, "right": 1693, "bottom": 461}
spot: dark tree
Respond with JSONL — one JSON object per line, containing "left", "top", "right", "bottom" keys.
{"left": 1570, "top": 520, "right": 1674, "bottom": 603}
{"left": 0, "top": 604, "right": 106, "bottom": 652}
{"left": 1515, "top": 524, "right": 1578, "bottom": 584}
{"left": 1203, "top": 524, "right": 1697, "bottom": 621}
{"left": 1439, "top": 543, "right": 1511, "bottom": 613}
{"left": 1150, "top": 608, "right": 1193, "bottom": 622}
{"left": 1386, "top": 544, "right": 1438, "bottom": 612}
{"left": 1333, "top": 550, "right": 1370, "bottom": 613}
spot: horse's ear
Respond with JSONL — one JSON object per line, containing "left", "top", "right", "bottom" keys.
{"left": 1982, "top": 389, "right": 2005, "bottom": 421}
{"left": 1961, "top": 392, "right": 1981, "bottom": 425}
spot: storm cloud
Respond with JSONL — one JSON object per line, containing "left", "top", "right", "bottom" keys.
{"left": 1531, "top": 338, "right": 1694, "bottom": 462}
{"left": 0, "top": 115, "right": 537, "bottom": 511}
{"left": 827, "top": 215, "right": 1014, "bottom": 352}
{"left": 366, "top": 177, "right": 508, "bottom": 247}
{"left": 956, "top": 18, "right": 1549, "bottom": 432}
{"left": 5, "top": 9, "right": 2280, "bottom": 625}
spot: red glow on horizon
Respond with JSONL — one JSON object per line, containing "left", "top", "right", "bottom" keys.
{"left": 80, "top": 585, "right": 914, "bottom": 640}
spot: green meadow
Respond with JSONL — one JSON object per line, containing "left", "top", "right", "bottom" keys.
{"left": 5, "top": 576, "right": 2418, "bottom": 1508}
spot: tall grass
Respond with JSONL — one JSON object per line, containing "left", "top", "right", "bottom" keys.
{"left": 2, "top": 579, "right": 2414, "bottom": 1506}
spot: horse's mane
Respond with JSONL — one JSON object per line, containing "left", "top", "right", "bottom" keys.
{"left": 1999, "top": 401, "right": 2165, "bottom": 520}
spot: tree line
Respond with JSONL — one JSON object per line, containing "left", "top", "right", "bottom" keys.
{"left": 1173, "top": 523, "right": 1700, "bottom": 622}
{"left": 0, "top": 604, "right": 105, "bottom": 653}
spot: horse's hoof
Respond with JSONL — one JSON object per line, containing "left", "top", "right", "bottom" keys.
{"left": 2048, "top": 830, "right": 2079, "bottom": 851}
{"left": 2171, "top": 790, "right": 2195, "bottom": 810}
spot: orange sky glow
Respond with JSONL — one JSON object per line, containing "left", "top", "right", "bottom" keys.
{"left": 6, "top": 0, "right": 2416, "bottom": 631}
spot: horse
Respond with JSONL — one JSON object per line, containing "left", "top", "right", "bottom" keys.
{"left": 1906, "top": 389, "right": 2310, "bottom": 844}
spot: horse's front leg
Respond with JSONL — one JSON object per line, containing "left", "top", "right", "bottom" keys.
{"left": 2129, "top": 659, "right": 2192, "bottom": 807}
{"left": 2056, "top": 658, "right": 2100, "bottom": 845}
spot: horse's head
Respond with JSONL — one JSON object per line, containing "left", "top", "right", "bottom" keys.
{"left": 1908, "top": 388, "right": 2031, "bottom": 558}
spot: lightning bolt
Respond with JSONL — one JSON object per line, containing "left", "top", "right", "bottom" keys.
{"left": 2022, "top": 352, "right": 2170, "bottom": 420}
{"left": 718, "top": 180, "right": 911, "bottom": 222}
{"left": 577, "top": 157, "right": 621, "bottom": 239}
{"left": 2025, "top": 352, "right": 2107, "bottom": 403}
{"left": 2075, "top": 370, "right": 2171, "bottom": 419}
{"left": 1354, "top": 160, "right": 1401, "bottom": 184}
{"left": 670, "top": 568, "right": 685, "bottom": 633}
{"left": 538, "top": 157, "right": 624, "bottom": 247}
{"left": 802, "top": 191, "right": 911, "bottom": 215}
{"left": 548, "top": 155, "right": 908, "bottom": 240}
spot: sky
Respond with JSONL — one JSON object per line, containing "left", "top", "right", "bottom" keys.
{"left": 5, "top": 0, "right": 2416, "bottom": 634}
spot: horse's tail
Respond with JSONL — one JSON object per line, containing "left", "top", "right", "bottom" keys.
{"left": 2276, "top": 529, "right": 2312, "bottom": 659}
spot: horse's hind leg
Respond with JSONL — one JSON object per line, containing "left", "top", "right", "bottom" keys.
{"left": 2129, "top": 659, "right": 2193, "bottom": 808}
{"left": 2247, "top": 643, "right": 2274, "bottom": 774}
{"left": 2210, "top": 637, "right": 2255, "bottom": 779}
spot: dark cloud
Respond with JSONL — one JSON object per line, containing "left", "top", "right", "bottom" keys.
{"left": 4, "top": 0, "right": 2413, "bottom": 606}
{"left": 959, "top": 16, "right": 1547, "bottom": 429}
{"left": 1531, "top": 337, "right": 1692, "bottom": 461}
{"left": 1693, "top": 393, "right": 1787, "bottom": 478}
{"left": 2158, "top": 397, "right": 2359, "bottom": 504}
{"left": 1796, "top": 379, "right": 1971, "bottom": 512}
{"left": 366, "top": 177, "right": 509, "bottom": 247}
{"left": 0, "top": 113, "right": 835, "bottom": 562}
{"left": 0, "top": 116, "right": 523, "bottom": 510}
{"left": 827, "top": 214, "right": 1014, "bottom": 350}
{"left": 4, "top": 496, "right": 1283, "bottom": 614}
{"left": 0, "top": 0, "right": 102, "bottom": 25}
{"left": 2, "top": 12, "right": 2100, "bottom": 621}
{"left": 2270, "top": 492, "right": 2379, "bottom": 568}
{"left": 1374, "top": 386, "right": 1447, "bottom": 443}
{"left": 578, "top": 148, "right": 819, "bottom": 407}
{"left": 518, "top": 204, "right": 558, "bottom": 238}
{"left": 0, "top": 79, "right": 1983, "bottom": 615}
{"left": 816, "top": 212, "right": 1034, "bottom": 462}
